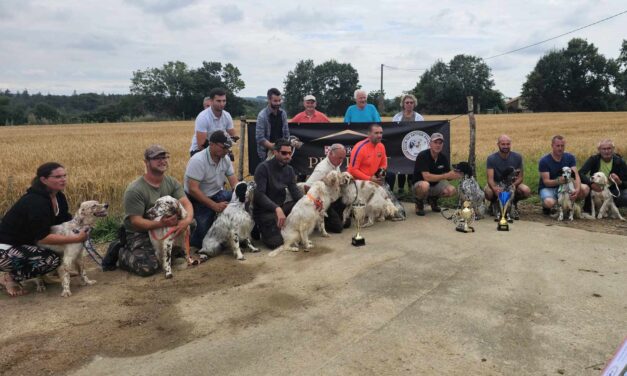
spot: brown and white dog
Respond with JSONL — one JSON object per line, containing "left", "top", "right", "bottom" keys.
{"left": 340, "top": 179, "right": 399, "bottom": 228}
{"left": 590, "top": 171, "right": 625, "bottom": 221}
{"left": 145, "top": 196, "right": 190, "bottom": 278}
{"left": 38, "top": 200, "right": 109, "bottom": 297}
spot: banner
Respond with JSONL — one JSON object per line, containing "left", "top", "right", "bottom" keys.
{"left": 247, "top": 121, "right": 450, "bottom": 176}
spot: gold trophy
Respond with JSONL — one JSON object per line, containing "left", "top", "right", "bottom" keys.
{"left": 351, "top": 202, "right": 366, "bottom": 246}
{"left": 456, "top": 201, "right": 475, "bottom": 233}
{"left": 497, "top": 191, "right": 512, "bottom": 231}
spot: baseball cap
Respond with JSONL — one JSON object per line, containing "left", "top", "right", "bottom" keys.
{"left": 209, "top": 131, "right": 232, "bottom": 149}
{"left": 303, "top": 94, "right": 316, "bottom": 102}
{"left": 430, "top": 132, "right": 444, "bottom": 142}
{"left": 144, "top": 144, "right": 169, "bottom": 160}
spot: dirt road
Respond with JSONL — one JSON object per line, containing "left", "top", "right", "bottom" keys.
{"left": 1, "top": 206, "right": 625, "bottom": 375}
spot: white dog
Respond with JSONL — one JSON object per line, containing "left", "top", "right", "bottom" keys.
{"left": 341, "top": 179, "right": 399, "bottom": 228}
{"left": 555, "top": 166, "right": 579, "bottom": 221}
{"left": 269, "top": 171, "right": 345, "bottom": 256}
{"left": 145, "top": 196, "right": 190, "bottom": 279}
{"left": 200, "top": 181, "right": 259, "bottom": 261}
{"left": 37, "top": 200, "right": 108, "bottom": 297}
{"left": 590, "top": 171, "right": 625, "bottom": 221}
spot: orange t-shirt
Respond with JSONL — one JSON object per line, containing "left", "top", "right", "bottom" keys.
{"left": 347, "top": 139, "right": 387, "bottom": 180}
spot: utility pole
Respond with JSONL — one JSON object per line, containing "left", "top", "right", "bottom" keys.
{"left": 379, "top": 64, "right": 385, "bottom": 113}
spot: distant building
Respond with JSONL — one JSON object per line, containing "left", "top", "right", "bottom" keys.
{"left": 505, "top": 96, "right": 529, "bottom": 113}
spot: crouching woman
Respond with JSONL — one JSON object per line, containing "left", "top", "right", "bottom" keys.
{"left": 0, "top": 162, "right": 89, "bottom": 297}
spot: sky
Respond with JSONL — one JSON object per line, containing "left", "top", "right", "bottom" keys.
{"left": 1, "top": 0, "right": 625, "bottom": 99}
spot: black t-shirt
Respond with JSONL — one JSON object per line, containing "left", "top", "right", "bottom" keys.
{"left": 268, "top": 110, "right": 284, "bottom": 143}
{"left": 413, "top": 149, "right": 450, "bottom": 186}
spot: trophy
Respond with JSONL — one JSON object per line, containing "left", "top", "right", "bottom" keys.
{"left": 351, "top": 202, "right": 366, "bottom": 246}
{"left": 456, "top": 201, "right": 475, "bottom": 233}
{"left": 497, "top": 191, "right": 512, "bottom": 231}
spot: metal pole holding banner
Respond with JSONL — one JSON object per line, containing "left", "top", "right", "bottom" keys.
{"left": 467, "top": 96, "right": 477, "bottom": 178}
{"left": 238, "top": 116, "right": 247, "bottom": 181}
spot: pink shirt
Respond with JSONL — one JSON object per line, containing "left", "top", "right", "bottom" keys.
{"left": 291, "top": 110, "right": 330, "bottom": 123}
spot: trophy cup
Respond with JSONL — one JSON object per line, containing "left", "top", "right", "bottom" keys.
{"left": 456, "top": 201, "right": 475, "bottom": 233}
{"left": 351, "top": 202, "right": 366, "bottom": 246}
{"left": 497, "top": 191, "right": 512, "bottom": 231}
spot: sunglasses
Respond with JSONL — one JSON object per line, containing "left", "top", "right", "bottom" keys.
{"left": 279, "top": 151, "right": 292, "bottom": 156}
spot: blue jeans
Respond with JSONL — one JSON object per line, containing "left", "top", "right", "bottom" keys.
{"left": 190, "top": 190, "right": 232, "bottom": 248}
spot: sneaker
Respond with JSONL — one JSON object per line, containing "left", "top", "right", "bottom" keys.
{"left": 428, "top": 197, "right": 441, "bottom": 213}
{"left": 415, "top": 200, "right": 425, "bottom": 216}
{"left": 511, "top": 206, "right": 520, "bottom": 220}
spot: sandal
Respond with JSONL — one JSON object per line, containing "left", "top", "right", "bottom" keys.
{"left": 0, "top": 273, "right": 29, "bottom": 297}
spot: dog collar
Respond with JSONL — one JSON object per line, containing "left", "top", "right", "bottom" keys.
{"left": 307, "top": 193, "right": 324, "bottom": 212}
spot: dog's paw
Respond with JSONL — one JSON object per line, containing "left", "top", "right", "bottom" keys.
{"left": 268, "top": 249, "right": 280, "bottom": 257}
{"left": 165, "top": 272, "right": 173, "bottom": 279}
{"left": 237, "top": 255, "right": 246, "bottom": 261}
{"left": 36, "top": 284, "right": 46, "bottom": 293}
{"left": 306, "top": 241, "right": 314, "bottom": 249}
{"left": 321, "top": 231, "right": 330, "bottom": 238}
{"left": 81, "top": 278, "right": 97, "bottom": 286}
{"left": 289, "top": 247, "right": 299, "bottom": 252}
{"left": 61, "top": 290, "right": 72, "bottom": 298}
{"left": 250, "top": 246, "right": 260, "bottom": 253}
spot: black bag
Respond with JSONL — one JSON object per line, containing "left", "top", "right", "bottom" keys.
{"left": 102, "top": 226, "right": 126, "bottom": 271}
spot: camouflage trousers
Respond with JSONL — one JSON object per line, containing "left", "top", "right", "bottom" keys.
{"left": 118, "top": 232, "right": 186, "bottom": 277}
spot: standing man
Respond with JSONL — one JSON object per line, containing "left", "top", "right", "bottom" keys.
{"left": 190, "top": 88, "right": 236, "bottom": 156}
{"left": 579, "top": 138, "right": 627, "bottom": 208}
{"left": 344, "top": 89, "right": 381, "bottom": 123}
{"left": 120, "top": 145, "right": 194, "bottom": 276}
{"left": 253, "top": 139, "right": 303, "bottom": 249}
{"left": 412, "top": 133, "right": 460, "bottom": 216}
{"left": 538, "top": 135, "right": 589, "bottom": 214}
{"left": 347, "top": 123, "right": 387, "bottom": 185}
{"left": 291, "top": 95, "right": 330, "bottom": 123}
{"left": 184, "top": 131, "right": 238, "bottom": 250}
{"left": 256, "top": 88, "right": 289, "bottom": 160}
{"left": 305, "top": 144, "right": 348, "bottom": 233}
{"left": 484, "top": 135, "right": 531, "bottom": 219}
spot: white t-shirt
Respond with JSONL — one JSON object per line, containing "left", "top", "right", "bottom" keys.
{"left": 184, "top": 149, "right": 234, "bottom": 197}
{"left": 190, "top": 108, "right": 234, "bottom": 151}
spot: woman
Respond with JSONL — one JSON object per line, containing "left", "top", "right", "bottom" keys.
{"left": 0, "top": 162, "right": 89, "bottom": 297}
{"left": 389, "top": 94, "right": 424, "bottom": 192}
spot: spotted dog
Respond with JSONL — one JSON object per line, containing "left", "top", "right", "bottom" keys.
{"left": 453, "top": 162, "right": 486, "bottom": 219}
{"left": 555, "top": 166, "right": 580, "bottom": 221}
{"left": 200, "top": 181, "right": 258, "bottom": 261}
{"left": 145, "top": 196, "right": 190, "bottom": 278}
{"left": 38, "top": 201, "right": 108, "bottom": 297}
{"left": 590, "top": 171, "right": 625, "bottom": 221}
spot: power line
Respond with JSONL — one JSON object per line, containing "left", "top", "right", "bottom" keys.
{"left": 484, "top": 9, "right": 627, "bottom": 60}
{"left": 382, "top": 64, "right": 426, "bottom": 72}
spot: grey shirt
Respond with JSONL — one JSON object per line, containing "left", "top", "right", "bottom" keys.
{"left": 255, "top": 106, "right": 289, "bottom": 159}
{"left": 184, "top": 149, "right": 234, "bottom": 197}
{"left": 486, "top": 151, "right": 523, "bottom": 183}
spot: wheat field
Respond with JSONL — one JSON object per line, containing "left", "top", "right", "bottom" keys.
{"left": 1, "top": 112, "right": 626, "bottom": 216}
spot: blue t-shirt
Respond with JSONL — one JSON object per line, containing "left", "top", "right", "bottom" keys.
{"left": 343, "top": 104, "right": 381, "bottom": 123}
{"left": 538, "top": 152, "right": 576, "bottom": 190}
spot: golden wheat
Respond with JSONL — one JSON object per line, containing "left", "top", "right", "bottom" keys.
{"left": 1, "top": 112, "right": 626, "bottom": 216}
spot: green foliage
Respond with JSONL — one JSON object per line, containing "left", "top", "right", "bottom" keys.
{"left": 522, "top": 38, "right": 624, "bottom": 111}
{"left": 411, "top": 55, "right": 504, "bottom": 114}
{"left": 91, "top": 215, "right": 123, "bottom": 243}
{"left": 283, "top": 59, "right": 360, "bottom": 117}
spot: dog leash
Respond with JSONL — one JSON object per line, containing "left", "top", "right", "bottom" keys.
{"left": 83, "top": 237, "right": 103, "bottom": 266}
{"left": 150, "top": 227, "right": 199, "bottom": 266}
{"left": 608, "top": 175, "right": 621, "bottom": 198}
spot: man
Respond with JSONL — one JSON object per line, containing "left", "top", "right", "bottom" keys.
{"left": 343, "top": 89, "right": 381, "bottom": 123}
{"left": 538, "top": 135, "right": 589, "bottom": 214}
{"left": 412, "top": 132, "right": 460, "bottom": 216}
{"left": 304, "top": 144, "right": 348, "bottom": 233}
{"left": 202, "top": 96, "right": 211, "bottom": 110}
{"left": 291, "top": 94, "right": 330, "bottom": 123}
{"left": 347, "top": 123, "right": 387, "bottom": 185}
{"left": 256, "top": 88, "right": 289, "bottom": 160}
{"left": 190, "top": 88, "right": 236, "bottom": 156}
{"left": 253, "top": 138, "right": 303, "bottom": 249}
{"left": 484, "top": 134, "right": 531, "bottom": 219}
{"left": 120, "top": 145, "right": 194, "bottom": 276}
{"left": 185, "top": 131, "right": 238, "bottom": 250}
{"left": 580, "top": 138, "right": 627, "bottom": 208}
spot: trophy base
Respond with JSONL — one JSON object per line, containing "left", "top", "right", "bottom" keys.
{"left": 456, "top": 223, "right": 474, "bottom": 233}
{"left": 497, "top": 223, "right": 510, "bottom": 231}
{"left": 352, "top": 235, "right": 366, "bottom": 247}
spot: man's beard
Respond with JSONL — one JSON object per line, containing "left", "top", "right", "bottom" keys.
{"left": 270, "top": 103, "right": 281, "bottom": 110}
{"left": 499, "top": 147, "right": 510, "bottom": 154}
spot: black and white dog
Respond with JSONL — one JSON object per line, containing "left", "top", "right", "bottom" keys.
{"left": 493, "top": 166, "right": 518, "bottom": 222}
{"left": 200, "top": 181, "right": 258, "bottom": 260}
{"left": 453, "top": 162, "right": 486, "bottom": 219}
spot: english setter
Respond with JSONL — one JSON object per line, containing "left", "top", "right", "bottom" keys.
{"left": 454, "top": 162, "right": 486, "bottom": 219}
{"left": 269, "top": 170, "right": 345, "bottom": 256}
{"left": 340, "top": 179, "right": 399, "bottom": 228}
{"left": 200, "top": 181, "right": 259, "bottom": 261}
{"left": 555, "top": 166, "right": 579, "bottom": 221}
{"left": 145, "top": 196, "right": 191, "bottom": 278}
{"left": 590, "top": 171, "right": 625, "bottom": 221}
{"left": 37, "top": 200, "right": 108, "bottom": 297}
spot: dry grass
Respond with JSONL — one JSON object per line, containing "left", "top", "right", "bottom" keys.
{"left": 1, "top": 112, "right": 626, "bottom": 216}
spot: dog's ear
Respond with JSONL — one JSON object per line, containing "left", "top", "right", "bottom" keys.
{"left": 235, "top": 182, "right": 248, "bottom": 202}
{"left": 146, "top": 206, "right": 158, "bottom": 220}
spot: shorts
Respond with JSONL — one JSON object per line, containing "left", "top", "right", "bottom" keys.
{"left": 539, "top": 187, "right": 558, "bottom": 202}
{"left": 414, "top": 180, "right": 452, "bottom": 197}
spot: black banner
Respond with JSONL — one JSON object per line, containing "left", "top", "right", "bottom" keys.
{"left": 247, "top": 121, "right": 450, "bottom": 176}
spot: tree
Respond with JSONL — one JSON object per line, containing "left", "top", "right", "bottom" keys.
{"left": 33, "top": 103, "right": 59, "bottom": 123}
{"left": 613, "top": 40, "right": 627, "bottom": 100}
{"left": 411, "top": 55, "right": 503, "bottom": 114}
{"left": 522, "top": 38, "right": 619, "bottom": 111}
{"left": 283, "top": 59, "right": 360, "bottom": 117}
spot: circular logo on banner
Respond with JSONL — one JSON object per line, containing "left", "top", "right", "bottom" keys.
{"left": 401, "top": 131, "right": 431, "bottom": 161}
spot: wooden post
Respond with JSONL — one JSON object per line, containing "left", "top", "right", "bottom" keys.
{"left": 467, "top": 96, "right": 477, "bottom": 178}
{"left": 238, "top": 116, "right": 247, "bottom": 181}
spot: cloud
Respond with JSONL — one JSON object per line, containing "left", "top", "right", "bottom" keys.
{"left": 68, "top": 34, "right": 123, "bottom": 52}
{"left": 125, "top": 0, "right": 197, "bottom": 14}
{"left": 262, "top": 6, "right": 341, "bottom": 31}
{"left": 218, "top": 5, "right": 244, "bottom": 24}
